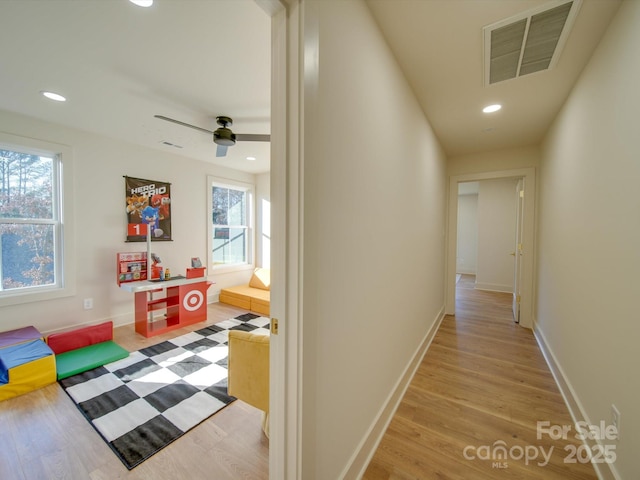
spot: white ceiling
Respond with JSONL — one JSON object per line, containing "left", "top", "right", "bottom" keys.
{"left": 0, "top": 0, "right": 622, "bottom": 172}
{"left": 0, "top": 0, "right": 272, "bottom": 174}
{"left": 366, "top": 0, "right": 621, "bottom": 157}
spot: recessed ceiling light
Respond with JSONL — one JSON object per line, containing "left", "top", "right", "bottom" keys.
{"left": 41, "top": 91, "right": 66, "bottom": 102}
{"left": 129, "top": 0, "right": 153, "bottom": 7}
{"left": 246, "top": 156, "right": 256, "bottom": 161}
{"left": 483, "top": 104, "right": 502, "bottom": 113}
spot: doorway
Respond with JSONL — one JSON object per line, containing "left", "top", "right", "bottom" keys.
{"left": 445, "top": 168, "right": 536, "bottom": 328}
{"left": 456, "top": 178, "right": 522, "bottom": 322}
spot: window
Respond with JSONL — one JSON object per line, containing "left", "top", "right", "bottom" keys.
{"left": 0, "top": 133, "right": 74, "bottom": 306}
{"left": 208, "top": 177, "right": 254, "bottom": 271}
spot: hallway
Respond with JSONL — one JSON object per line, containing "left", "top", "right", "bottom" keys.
{"left": 363, "top": 275, "right": 598, "bottom": 479}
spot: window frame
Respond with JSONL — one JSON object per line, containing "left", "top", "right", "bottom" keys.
{"left": 207, "top": 176, "right": 255, "bottom": 274}
{"left": 0, "top": 132, "right": 75, "bottom": 307}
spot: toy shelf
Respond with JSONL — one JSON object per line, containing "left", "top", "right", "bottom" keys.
{"left": 122, "top": 277, "right": 213, "bottom": 338}
{"left": 116, "top": 252, "right": 148, "bottom": 286}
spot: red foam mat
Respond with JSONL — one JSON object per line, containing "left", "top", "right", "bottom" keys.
{"left": 47, "top": 321, "right": 113, "bottom": 355}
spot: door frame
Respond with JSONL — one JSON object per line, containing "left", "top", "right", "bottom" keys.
{"left": 445, "top": 168, "right": 536, "bottom": 328}
{"left": 256, "top": 0, "right": 302, "bottom": 478}
{"left": 512, "top": 178, "right": 525, "bottom": 323}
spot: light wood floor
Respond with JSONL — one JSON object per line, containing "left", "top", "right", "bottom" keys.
{"left": 1, "top": 278, "right": 602, "bottom": 479}
{"left": 363, "top": 274, "right": 598, "bottom": 479}
{"left": 0, "top": 302, "right": 269, "bottom": 480}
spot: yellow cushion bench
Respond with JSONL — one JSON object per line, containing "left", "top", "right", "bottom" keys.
{"left": 219, "top": 268, "right": 270, "bottom": 316}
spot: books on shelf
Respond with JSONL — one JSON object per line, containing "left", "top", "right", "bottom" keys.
{"left": 116, "top": 252, "right": 148, "bottom": 285}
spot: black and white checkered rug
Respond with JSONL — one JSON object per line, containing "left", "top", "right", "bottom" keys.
{"left": 59, "top": 313, "right": 270, "bottom": 470}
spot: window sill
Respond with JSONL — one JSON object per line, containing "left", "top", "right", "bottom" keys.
{"left": 0, "top": 285, "right": 76, "bottom": 308}
{"left": 211, "top": 264, "right": 255, "bottom": 275}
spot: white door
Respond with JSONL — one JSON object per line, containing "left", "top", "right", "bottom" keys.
{"left": 512, "top": 179, "right": 524, "bottom": 322}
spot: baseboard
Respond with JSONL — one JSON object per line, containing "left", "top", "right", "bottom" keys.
{"left": 533, "top": 319, "right": 621, "bottom": 480}
{"left": 41, "top": 312, "right": 134, "bottom": 336}
{"left": 44, "top": 297, "right": 221, "bottom": 336}
{"left": 340, "top": 306, "right": 446, "bottom": 480}
{"left": 474, "top": 282, "right": 512, "bottom": 293}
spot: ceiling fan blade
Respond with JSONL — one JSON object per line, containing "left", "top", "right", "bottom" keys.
{"left": 216, "top": 144, "right": 228, "bottom": 157}
{"left": 154, "top": 115, "right": 214, "bottom": 135}
{"left": 236, "top": 133, "right": 271, "bottom": 142}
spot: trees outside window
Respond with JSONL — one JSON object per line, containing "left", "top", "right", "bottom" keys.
{"left": 0, "top": 148, "right": 60, "bottom": 294}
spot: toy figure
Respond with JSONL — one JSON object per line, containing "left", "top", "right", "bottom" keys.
{"left": 151, "top": 194, "right": 171, "bottom": 220}
{"left": 126, "top": 194, "right": 149, "bottom": 218}
{"left": 150, "top": 253, "right": 162, "bottom": 280}
{"left": 141, "top": 205, "right": 163, "bottom": 237}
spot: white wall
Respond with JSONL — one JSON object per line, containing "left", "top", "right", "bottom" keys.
{"left": 456, "top": 194, "right": 478, "bottom": 274}
{"left": 300, "top": 1, "right": 447, "bottom": 478}
{"left": 0, "top": 109, "right": 268, "bottom": 334}
{"left": 456, "top": 179, "right": 518, "bottom": 290}
{"left": 476, "top": 178, "right": 517, "bottom": 292}
{"left": 536, "top": 1, "right": 640, "bottom": 479}
{"left": 448, "top": 144, "right": 540, "bottom": 176}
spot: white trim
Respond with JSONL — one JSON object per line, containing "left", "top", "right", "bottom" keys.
{"left": 474, "top": 282, "right": 512, "bottom": 293}
{"left": 263, "top": 0, "right": 300, "bottom": 478}
{"left": 456, "top": 269, "right": 476, "bottom": 275}
{"left": 209, "top": 263, "right": 255, "bottom": 275}
{"left": 341, "top": 307, "right": 446, "bottom": 479}
{"left": 533, "top": 319, "right": 621, "bottom": 480}
{"left": 0, "top": 132, "right": 76, "bottom": 307}
{"left": 446, "top": 167, "right": 535, "bottom": 328}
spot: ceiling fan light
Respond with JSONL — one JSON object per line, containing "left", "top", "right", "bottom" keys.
{"left": 213, "top": 128, "right": 236, "bottom": 146}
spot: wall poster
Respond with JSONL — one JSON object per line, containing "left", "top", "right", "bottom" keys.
{"left": 124, "top": 176, "right": 172, "bottom": 242}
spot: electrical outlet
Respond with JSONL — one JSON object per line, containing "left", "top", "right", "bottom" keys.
{"left": 83, "top": 298, "right": 93, "bottom": 310}
{"left": 611, "top": 404, "right": 621, "bottom": 440}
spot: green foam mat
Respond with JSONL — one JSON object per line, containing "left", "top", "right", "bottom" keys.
{"left": 55, "top": 341, "right": 129, "bottom": 380}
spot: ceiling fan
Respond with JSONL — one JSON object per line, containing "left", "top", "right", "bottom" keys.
{"left": 154, "top": 114, "right": 270, "bottom": 157}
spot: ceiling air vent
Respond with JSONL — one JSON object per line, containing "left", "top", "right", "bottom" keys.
{"left": 483, "top": 0, "right": 582, "bottom": 85}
